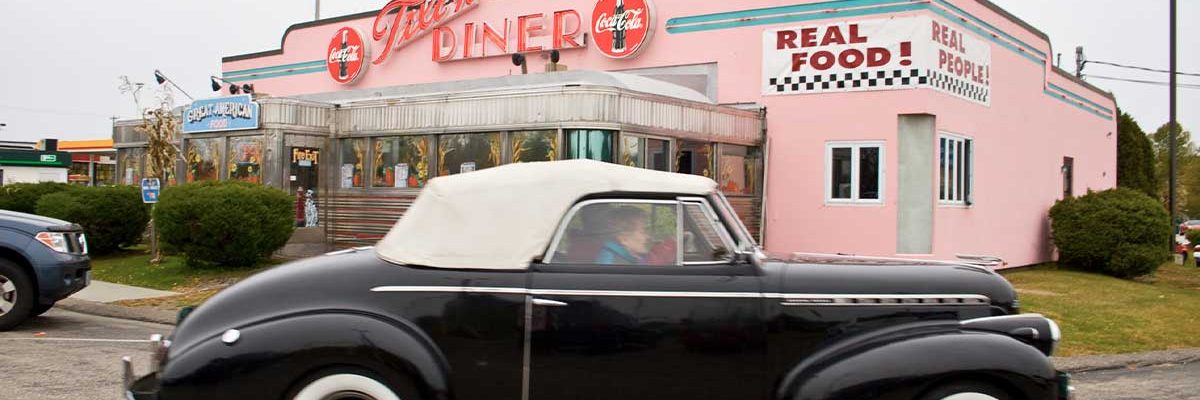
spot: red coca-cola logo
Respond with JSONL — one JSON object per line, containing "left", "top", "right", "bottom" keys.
{"left": 327, "top": 27, "right": 369, "bottom": 84}
{"left": 591, "top": 0, "right": 654, "bottom": 59}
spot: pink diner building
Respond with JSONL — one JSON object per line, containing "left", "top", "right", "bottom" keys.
{"left": 113, "top": 0, "right": 1116, "bottom": 267}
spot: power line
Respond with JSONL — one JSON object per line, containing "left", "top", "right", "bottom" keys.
{"left": 1087, "top": 60, "right": 1200, "bottom": 77}
{"left": 1086, "top": 75, "right": 1200, "bottom": 90}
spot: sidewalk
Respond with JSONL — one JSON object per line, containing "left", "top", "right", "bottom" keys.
{"left": 70, "top": 280, "right": 178, "bottom": 303}
{"left": 57, "top": 280, "right": 181, "bottom": 325}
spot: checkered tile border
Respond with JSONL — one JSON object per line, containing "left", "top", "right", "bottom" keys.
{"left": 928, "top": 70, "right": 990, "bottom": 104}
{"left": 768, "top": 69, "right": 925, "bottom": 93}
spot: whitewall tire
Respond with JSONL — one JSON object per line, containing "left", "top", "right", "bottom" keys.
{"left": 939, "top": 394, "right": 1001, "bottom": 400}
{"left": 292, "top": 373, "right": 402, "bottom": 400}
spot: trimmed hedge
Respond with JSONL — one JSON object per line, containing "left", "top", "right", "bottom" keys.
{"left": 0, "top": 182, "right": 73, "bottom": 214}
{"left": 36, "top": 186, "right": 149, "bottom": 255}
{"left": 155, "top": 181, "right": 294, "bottom": 268}
{"left": 1049, "top": 188, "right": 1170, "bottom": 278}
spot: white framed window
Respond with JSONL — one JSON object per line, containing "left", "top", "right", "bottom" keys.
{"left": 824, "top": 141, "right": 885, "bottom": 204}
{"left": 939, "top": 133, "right": 974, "bottom": 205}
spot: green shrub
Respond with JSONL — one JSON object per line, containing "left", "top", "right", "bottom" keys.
{"left": 155, "top": 181, "right": 294, "bottom": 268}
{"left": 0, "top": 182, "right": 73, "bottom": 214}
{"left": 1185, "top": 230, "right": 1200, "bottom": 249}
{"left": 35, "top": 186, "right": 149, "bottom": 255}
{"left": 1049, "top": 188, "right": 1170, "bottom": 278}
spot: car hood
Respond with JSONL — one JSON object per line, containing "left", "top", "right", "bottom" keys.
{"left": 0, "top": 210, "right": 78, "bottom": 234}
{"left": 763, "top": 253, "right": 1018, "bottom": 312}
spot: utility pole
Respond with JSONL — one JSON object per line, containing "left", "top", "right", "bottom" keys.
{"left": 1169, "top": 0, "right": 1178, "bottom": 236}
{"left": 1075, "top": 46, "right": 1086, "bottom": 78}
{"left": 315, "top": 0, "right": 321, "bottom": 20}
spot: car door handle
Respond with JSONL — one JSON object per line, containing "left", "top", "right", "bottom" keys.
{"left": 532, "top": 298, "right": 569, "bottom": 307}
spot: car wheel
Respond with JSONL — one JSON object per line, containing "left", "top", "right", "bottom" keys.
{"left": 0, "top": 259, "right": 35, "bottom": 331}
{"left": 292, "top": 372, "right": 403, "bottom": 400}
{"left": 31, "top": 302, "right": 54, "bottom": 317}
{"left": 919, "top": 381, "right": 1012, "bottom": 400}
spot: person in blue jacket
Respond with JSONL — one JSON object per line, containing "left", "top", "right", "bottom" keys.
{"left": 596, "top": 206, "right": 651, "bottom": 265}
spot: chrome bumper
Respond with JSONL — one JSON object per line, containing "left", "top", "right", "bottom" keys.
{"left": 122, "top": 334, "right": 167, "bottom": 400}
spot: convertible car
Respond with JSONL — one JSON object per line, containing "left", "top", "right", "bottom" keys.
{"left": 125, "top": 160, "right": 1070, "bottom": 400}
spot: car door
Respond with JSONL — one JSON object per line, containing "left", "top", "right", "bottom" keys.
{"left": 528, "top": 197, "right": 767, "bottom": 400}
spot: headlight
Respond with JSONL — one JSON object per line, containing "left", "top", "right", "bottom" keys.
{"left": 1046, "top": 317, "right": 1062, "bottom": 356}
{"left": 77, "top": 233, "right": 88, "bottom": 255}
{"left": 35, "top": 232, "right": 71, "bottom": 253}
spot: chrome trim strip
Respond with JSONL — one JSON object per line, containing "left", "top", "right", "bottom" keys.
{"left": 371, "top": 286, "right": 529, "bottom": 295}
{"left": 370, "top": 286, "right": 990, "bottom": 304}
{"left": 520, "top": 295, "right": 532, "bottom": 400}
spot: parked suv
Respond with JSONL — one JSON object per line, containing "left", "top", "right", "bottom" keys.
{"left": 0, "top": 210, "right": 90, "bottom": 330}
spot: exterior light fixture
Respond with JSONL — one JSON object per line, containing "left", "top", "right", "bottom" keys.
{"left": 210, "top": 77, "right": 223, "bottom": 92}
{"left": 241, "top": 84, "right": 255, "bottom": 94}
{"left": 152, "top": 69, "right": 194, "bottom": 100}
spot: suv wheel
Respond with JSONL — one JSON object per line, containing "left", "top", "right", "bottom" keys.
{"left": 0, "top": 259, "right": 35, "bottom": 331}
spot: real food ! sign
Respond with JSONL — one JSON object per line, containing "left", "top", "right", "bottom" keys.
{"left": 762, "top": 16, "right": 991, "bottom": 106}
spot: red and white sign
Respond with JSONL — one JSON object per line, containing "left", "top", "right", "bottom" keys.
{"left": 327, "top": 27, "right": 369, "bottom": 84}
{"left": 762, "top": 16, "right": 991, "bottom": 105}
{"left": 591, "top": 0, "right": 655, "bottom": 59}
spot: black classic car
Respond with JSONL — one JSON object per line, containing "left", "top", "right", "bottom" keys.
{"left": 125, "top": 160, "right": 1070, "bottom": 400}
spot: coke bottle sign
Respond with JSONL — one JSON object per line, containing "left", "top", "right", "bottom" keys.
{"left": 327, "top": 27, "right": 369, "bottom": 84}
{"left": 591, "top": 0, "right": 655, "bottom": 59}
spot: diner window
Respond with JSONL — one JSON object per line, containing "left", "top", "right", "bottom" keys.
{"left": 620, "top": 136, "right": 644, "bottom": 168}
{"left": 185, "top": 138, "right": 221, "bottom": 183}
{"left": 228, "top": 136, "right": 264, "bottom": 184}
{"left": 69, "top": 162, "right": 90, "bottom": 185}
{"left": 510, "top": 130, "right": 557, "bottom": 163}
{"left": 826, "top": 141, "right": 884, "bottom": 203}
{"left": 647, "top": 138, "right": 670, "bottom": 171}
{"left": 373, "top": 136, "right": 430, "bottom": 188}
{"left": 677, "top": 141, "right": 714, "bottom": 178}
{"left": 340, "top": 138, "right": 366, "bottom": 188}
{"left": 939, "top": 134, "right": 973, "bottom": 205}
{"left": 118, "top": 147, "right": 145, "bottom": 185}
{"left": 719, "top": 145, "right": 762, "bottom": 195}
{"left": 95, "top": 163, "right": 115, "bottom": 186}
{"left": 565, "top": 129, "right": 613, "bottom": 162}
{"left": 438, "top": 132, "right": 501, "bottom": 176}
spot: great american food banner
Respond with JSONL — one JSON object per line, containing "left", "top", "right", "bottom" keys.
{"left": 762, "top": 16, "right": 991, "bottom": 106}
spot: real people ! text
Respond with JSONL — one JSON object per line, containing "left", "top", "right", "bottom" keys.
{"left": 931, "top": 20, "right": 988, "bottom": 84}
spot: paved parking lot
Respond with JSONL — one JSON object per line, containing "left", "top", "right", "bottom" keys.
{"left": 0, "top": 309, "right": 167, "bottom": 400}
{"left": 1, "top": 308, "right": 1197, "bottom": 400}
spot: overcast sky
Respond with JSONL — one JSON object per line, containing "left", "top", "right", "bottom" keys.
{"left": 0, "top": 0, "right": 1195, "bottom": 142}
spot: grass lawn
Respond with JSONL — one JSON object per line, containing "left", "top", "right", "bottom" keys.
{"left": 89, "top": 246, "right": 281, "bottom": 309}
{"left": 1001, "top": 261, "right": 1200, "bottom": 356}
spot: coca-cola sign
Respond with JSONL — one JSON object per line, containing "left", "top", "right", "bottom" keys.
{"left": 327, "top": 27, "right": 369, "bottom": 84}
{"left": 591, "top": 0, "right": 655, "bottom": 59}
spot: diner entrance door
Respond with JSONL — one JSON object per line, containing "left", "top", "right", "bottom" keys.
{"left": 289, "top": 147, "right": 320, "bottom": 227}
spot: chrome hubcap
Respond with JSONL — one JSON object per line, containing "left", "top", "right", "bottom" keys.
{"left": 941, "top": 394, "right": 1000, "bottom": 400}
{"left": 0, "top": 274, "right": 16, "bottom": 316}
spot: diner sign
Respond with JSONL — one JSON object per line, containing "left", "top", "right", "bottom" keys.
{"left": 762, "top": 16, "right": 991, "bottom": 106}
{"left": 183, "top": 95, "right": 261, "bottom": 134}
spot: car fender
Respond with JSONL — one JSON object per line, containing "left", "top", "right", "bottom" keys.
{"left": 778, "top": 323, "right": 1057, "bottom": 400}
{"left": 160, "top": 310, "right": 451, "bottom": 400}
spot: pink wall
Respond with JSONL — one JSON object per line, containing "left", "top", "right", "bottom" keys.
{"left": 223, "top": 0, "right": 1116, "bottom": 267}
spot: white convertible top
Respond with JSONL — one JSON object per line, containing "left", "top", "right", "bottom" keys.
{"left": 376, "top": 160, "right": 717, "bottom": 270}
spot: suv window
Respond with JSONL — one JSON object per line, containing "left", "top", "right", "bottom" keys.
{"left": 547, "top": 198, "right": 737, "bottom": 266}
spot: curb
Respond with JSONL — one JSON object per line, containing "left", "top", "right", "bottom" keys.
{"left": 57, "top": 298, "right": 177, "bottom": 326}
{"left": 1052, "top": 348, "right": 1200, "bottom": 373}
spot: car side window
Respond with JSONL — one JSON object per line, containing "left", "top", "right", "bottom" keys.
{"left": 550, "top": 201, "right": 679, "bottom": 266}
{"left": 680, "top": 201, "right": 735, "bottom": 263}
